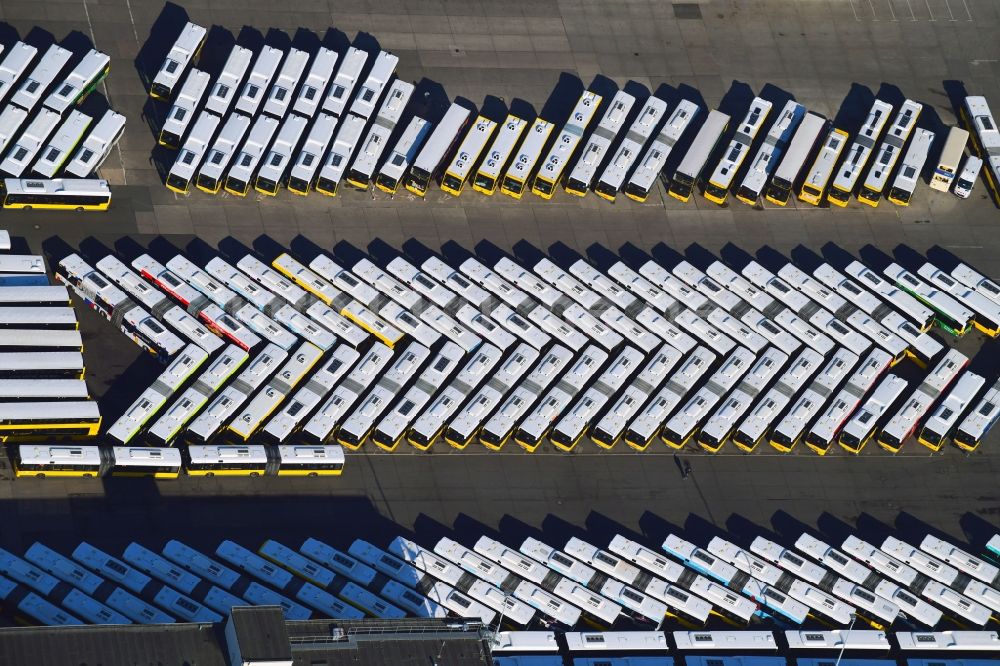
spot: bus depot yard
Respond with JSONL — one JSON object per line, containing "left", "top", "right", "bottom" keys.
{"left": 1, "top": 514, "right": 1000, "bottom": 632}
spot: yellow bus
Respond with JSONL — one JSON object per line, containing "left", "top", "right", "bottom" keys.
{"left": 184, "top": 444, "right": 269, "bottom": 477}
{"left": 440, "top": 115, "right": 497, "bottom": 196}
{"left": 531, "top": 91, "right": 602, "bottom": 199}
{"left": 12, "top": 444, "right": 102, "bottom": 477}
{"left": 500, "top": 118, "right": 553, "bottom": 199}
{"left": 798, "top": 128, "right": 849, "bottom": 205}
{"left": 473, "top": 114, "right": 527, "bottom": 195}
{"left": 857, "top": 100, "right": 922, "bottom": 207}
{"left": 1, "top": 178, "right": 110, "bottom": 211}
{"left": 339, "top": 301, "right": 404, "bottom": 348}
{"left": 703, "top": 97, "right": 771, "bottom": 205}
{"left": 0, "top": 401, "right": 100, "bottom": 440}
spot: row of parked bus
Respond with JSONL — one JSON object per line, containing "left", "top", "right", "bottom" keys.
{"left": 150, "top": 22, "right": 999, "bottom": 207}
{"left": 0, "top": 34, "right": 125, "bottom": 186}
{"left": 0, "top": 250, "right": 101, "bottom": 442}
{"left": 492, "top": 630, "right": 1000, "bottom": 666}
{"left": 51, "top": 237, "right": 1000, "bottom": 456}
{"left": 1, "top": 521, "right": 998, "bottom": 633}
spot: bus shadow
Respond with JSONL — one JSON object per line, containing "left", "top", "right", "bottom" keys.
{"left": 959, "top": 512, "right": 1000, "bottom": 553}
{"left": 134, "top": 2, "right": 191, "bottom": 93}
{"left": 831, "top": 83, "right": 875, "bottom": 137}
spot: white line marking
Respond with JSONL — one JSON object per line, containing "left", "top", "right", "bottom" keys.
{"left": 82, "top": 0, "right": 127, "bottom": 185}
{"left": 886, "top": 0, "right": 897, "bottom": 21}
{"left": 851, "top": 0, "right": 862, "bottom": 20}
{"left": 925, "top": 0, "right": 936, "bottom": 20}
{"left": 123, "top": 0, "right": 140, "bottom": 43}
{"left": 960, "top": 0, "right": 972, "bottom": 20}
{"left": 868, "top": 0, "right": 879, "bottom": 19}
{"left": 943, "top": 0, "right": 957, "bottom": 20}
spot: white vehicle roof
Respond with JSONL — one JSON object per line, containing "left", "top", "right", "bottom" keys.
{"left": 0, "top": 42, "right": 37, "bottom": 106}
{"left": 150, "top": 22, "right": 205, "bottom": 98}
{"left": 536, "top": 90, "right": 602, "bottom": 186}
{"left": 831, "top": 99, "right": 894, "bottom": 194}
{"left": 166, "top": 111, "right": 219, "bottom": 187}
{"left": 256, "top": 113, "right": 309, "bottom": 191}
{"left": 322, "top": 46, "right": 367, "bottom": 117}
{"left": 205, "top": 45, "right": 253, "bottom": 116}
{"left": 627, "top": 99, "right": 700, "bottom": 197}
{"left": 566, "top": 90, "right": 635, "bottom": 191}
{"left": 234, "top": 46, "right": 284, "bottom": 116}
{"left": 316, "top": 113, "right": 366, "bottom": 192}
{"left": 197, "top": 112, "right": 251, "bottom": 191}
{"left": 598, "top": 96, "right": 668, "bottom": 194}
{"left": 503, "top": 117, "right": 554, "bottom": 187}
{"left": 43, "top": 49, "right": 109, "bottom": 114}
{"left": 64, "top": 110, "right": 126, "bottom": 178}
{"left": 12, "top": 44, "right": 72, "bottom": 112}
{"left": 291, "top": 47, "right": 337, "bottom": 118}
{"left": 2, "top": 108, "right": 60, "bottom": 177}
{"left": 476, "top": 114, "right": 528, "bottom": 182}
{"left": 158, "top": 68, "right": 209, "bottom": 147}
{"left": 33, "top": 110, "right": 92, "bottom": 178}
{"left": 349, "top": 50, "right": 398, "bottom": 121}
{"left": 262, "top": 47, "right": 309, "bottom": 118}
{"left": 349, "top": 79, "right": 414, "bottom": 185}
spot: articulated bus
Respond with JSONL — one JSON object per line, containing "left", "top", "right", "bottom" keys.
{"left": 532, "top": 91, "right": 603, "bottom": 199}
{"left": 857, "top": 99, "right": 922, "bottom": 206}
{"left": 827, "top": 99, "right": 894, "bottom": 206}
{"left": 931, "top": 126, "right": 971, "bottom": 192}
{"left": 287, "top": 112, "right": 336, "bottom": 194}
{"left": 226, "top": 341, "right": 322, "bottom": 442}
{"left": 845, "top": 260, "right": 935, "bottom": 333}
{"left": 801, "top": 348, "right": 890, "bottom": 455}
{"left": 2, "top": 108, "right": 60, "bottom": 177}
{"left": 236, "top": 254, "right": 309, "bottom": 309}
{"left": 64, "top": 109, "right": 126, "bottom": 178}
{"left": 918, "top": 370, "right": 985, "bottom": 451}
{"left": 667, "top": 109, "right": 729, "bottom": 202}
{"left": 205, "top": 45, "right": 252, "bottom": 116}
{"left": 626, "top": 99, "right": 701, "bottom": 202}
{"left": 888, "top": 128, "right": 935, "bottom": 205}
{"left": 34, "top": 111, "right": 94, "bottom": 179}
{"left": 919, "top": 263, "right": 1000, "bottom": 336}
{"left": 500, "top": 117, "right": 554, "bottom": 199}
{"left": 952, "top": 262, "right": 1000, "bottom": 312}
{"left": 595, "top": 96, "right": 667, "bottom": 202}
{"left": 472, "top": 114, "right": 527, "bottom": 196}
{"left": 12, "top": 44, "right": 72, "bottom": 113}
{"left": 953, "top": 376, "right": 1000, "bottom": 452}
{"left": 375, "top": 115, "right": 431, "bottom": 195}
{"left": 764, "top": 111, "right": 825, "bottom": 206}
{"left": 224, "top": 114, "right": 279, "bottom": 197}
{"left": 45, "top": 49, "right": 109, "bottom": 115}
{"left": 735, "top": 100, "right": 804, "bottom": 205}
{"left": 734, "top": 348, "right": 823, "bottom": 452}
{"left": 262, "top": 47, "right": 308, "bottom": 120}
{"left": 149, "top": 22, "right": 206, "bottom": 99}
{"left": 291, "top": 47, "right": 337, "bottom": 119}
{"left": 565, "top": 90, "right": 635, "bottom": 197}
{"left": 920, "top": 535, "right": 1000, "bottom": 588}
{"left": 704, "top": 96, "right": 773, "bottom": 205}
{"left": 254, "top": 113, "right": 308, "bottom": 196}
{"left": 345, "top": 80, "right": 414, "bottom": 190}
{"left": 215, "top": 539, "right": 293, "bottom": 591}
{"left": 158, "top": 68, "right": 209, "bottom": 148}
{"left": 0, "top": 42, "right": 37, "bottom": 107}
{"left": 25, "top": 542, "right": 104, "bottom": 595}
{"left": 132, "top": 254, "right": 205, "bottom": 312}
{"left": 962, "top": 96, "right": 1000, "bottom": 204}
{"left": 877, "top": 348, "right": 968, "bottom": 453}
{"left": 322, "top": 46, "right": 367, "bottom": 118}
{"left": 196, "top": 112, "right": 251, "bottom": 193}
{"left": 440, "top": 115, "right": 497, "bottom": 196}
{"left": 234, "top": 46, "right": 283, "bottom": 117}
{"left": 799, "top": 126, "right": 849, "bottom": 205}
{"left": 165, "top": 110, "right": 219, "bottom": 194}
{"left": 885, "top": 263, "right": 973, "bottom": 336}
{"left": 315, "top": 113, "right": 366, "bottom": 196}
{"left": 404, "top": 103, "right": 472, "bottom": 197}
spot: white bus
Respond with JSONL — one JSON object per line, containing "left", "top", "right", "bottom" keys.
{"left": 374, "top": 115, "right": 430, "bottom": 195}
{"left": 12, "top": 44, "right": 72, "bottom": 113}
{"left": 262, "top": 47, "right": 308, "bottom": 119}
{"left": 158, "top": 68, "right": 210, "bottom": 148}
{"left": 299, "top": 537, "right": 376, "bottom": 586}
{"left": 64, "top": 110, "right": 126, "bottom": 178}
{"left": 0, "top": 106, "right": 27, "bottom": 158}
{"left": 315, "top": 112, "right": 365, "bottom": 196}
{"left": 185, "top": 343, "right": 287, "bottom": 442}
{"left": 472, "top": 114, "right": 528, "bottom": 196}
{"left": 764, "top": 111, "right": 825, "bottom": 206}
{"left": 338, "top": 341, "right": 430, "bottom": 449}
{"left": 931, "top": 126, "right": 970, "bottom": 192}
{"left": 0, "top": 351, "right": 83, "bottom": 379}
{"left": 481, "top": 344, "right": 574, "bottom": 450}
{"left": 798, "top": 126, "right": 850, "bottom": 205}
{"left": 0, "top": 42, "right": 37, "bottom": 106}
{"left": 123, "top": 543, "right": 201, "bottom": 594}
{"left": 1, "top": 108, "right": 60, "bottom": 177}
{"left": 827, "top": 99, "right": 894, "bottom": 206}
{"left": 407, "top": 343, "right": 502, "bottom": 450}
{"left": 215, "top": 540, "right": 292, "bottom": 590}
{"left": 291, "top": 47, "right": 337, "bottom": 119}
{"left": 440, "top": 115, "right": 497, "bottom": 196}
{"left": 72, "top": 542, "right": 150, "bottom": 594}
{"left": 953, "top": 376, "right": 1000, "bottom": 452}
{"left": 286, "top": 112, "right": 337, "bottom": 194}
{"left": 404, "top": 103, "right": 472, "bottom": 197}
{"left": 919, "top": 263, "right": 1000, "bottom": 337}
{"left": 33, "top": 110, "right": 92, "bottom": 178}
{"left": 255, "top": 113, "right": 308, "bottom": 195}
{"left": 204, "top": 45, "right": 252, "bottom": 116}
{"left": 321, "top": 46, "right": 367, "bottom": 117}
{"left": 591, "top": 345, "right": 684, "bottom": 449}
{"left": 224, "top": 114, "right": 279, "bottom": 196}
{"left": 624, "top": 346, "right": 715, "bottom": 451}
{"left": 668, "top": 109, "right": 730, "bottom": 202}
{"left": 161, "top": 540, "right": 240, "bottom": 590}
{"left": 835, "top": 372, "right": 908, "bottom": 454}
{"left": 888, "top": 127, "right": 935, "bottom": 205}
{"left": 703, "top": 96, "right": 773, "bottom": 205}
{"left": 259, "top": 539, "right": 335, "bottom": 587}
{"left": 920, "top": 535, "right": 1000, "bottom": 586}
{"left": 625, "top": 99, "right": 700, "bottom": 202}
{"left": 595, "top": 96, "right": 667, "bottom": 202}
{"left": 531, "top": 90, "right": 602, "bottom": 199}
{"left": 44, "top": 48, "right": 110, "bottom": 115}
{"left": 565, "top": 90, "right": 635, "bottom": 197}
{"left": 858, "top": 99, "right": 922, "bottom": 206}
{"left": 350, "top": 50, "right": 398, "bottom": 121}
{"left": 234, "top": 45, "right": 283, "bottom": 117}
{"left": 846, "top": 260, "right": 935, "bottom": 332}
{"left": 165, "top": 110, "right": 219, "bottom": 194}
{"left": 735, "top": 100, "right": 805, "bottom": 205}
{"left": 184, "top": 444, "right": 269, "bottom": 476}
{"left": 150, "top": 22, "right": 206, "bottom": 99}
{"left": 886, "top": 262, "right": 974, "bottom": 337}
{"left": 443, "top": 343, "right": 538, "bottom": 449}
{"left": 551, "top": 345, "right": 644, "bottom": 451}
{"left": 345, "top": 80, "right": 414, "bottom": 190}
{"left": 242, "top": 582, "right": 311, "bottom": 620}
{"left": 500, "top": 117, "right": 554, "bottom": 199}
{"left": 166, "top": 255, "right": 239, "bottom": 310}
{"left": 196, "top": 112, "right": 251, "bottom": 193}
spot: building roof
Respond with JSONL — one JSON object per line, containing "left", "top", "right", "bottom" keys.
{"left": 231, "top": 606, "right": 291, "bottom": 662}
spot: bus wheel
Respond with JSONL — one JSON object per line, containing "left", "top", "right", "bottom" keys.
{"left": 83, "top": 473, "right": 93, "bottom": 478}
{"left": 206, "top": 472, "right": 214, "bottom": 477}
{"left": 76, "top": 206, "right": 84, "bottom": 212}
{"left": 308, "top": 472, "right": 318, "bottom": 477}
{"left": 23, "top": 206, "right": 31, "bottom": 210}
{"left": 36, "top": 473, "right": 45, "bottom": 478}
{"left": 250, "top": 472, "right": 260, "bottom": 477}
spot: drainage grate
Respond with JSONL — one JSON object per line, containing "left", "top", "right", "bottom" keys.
{"left": 673, "top": 3, "right": 703, "bottom": 19}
